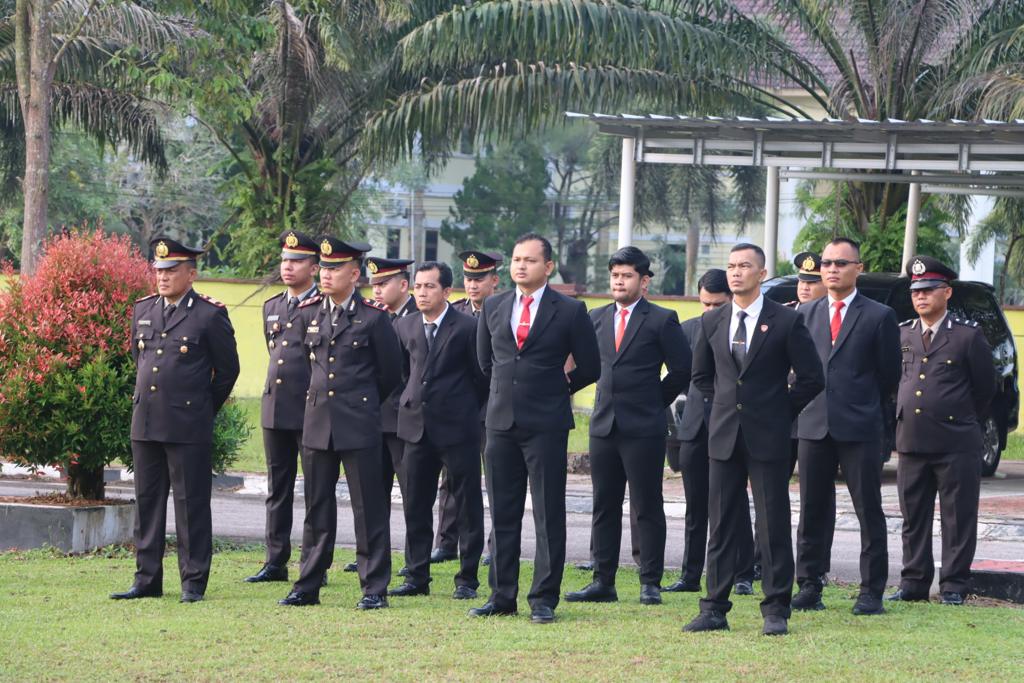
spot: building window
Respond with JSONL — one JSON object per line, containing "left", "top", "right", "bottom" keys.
{"left": 425, "top": 229, "right": 439, "bottom": 261}
{"left": 387, "top": 229, "right": 401, "bottom": 258}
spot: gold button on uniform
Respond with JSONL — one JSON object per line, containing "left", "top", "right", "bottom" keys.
{"left": 152, "top": 367, "right": 159, "bottom": 373}
{"left": 161, "top": 332, "right": 167, "bottom": 338}
{"left": 275, "top": 379, "right": 283, "bottom": 385}
{"left": 282, "top": 340, "right": 289, "bottom": 347}
{"left": 277, "top": 359, "right": 284, "bottom": 365}
{"left": 330, "top": 340, "right": 335, "bottom": 346}
{"left": 286, "top": 322, "right": 293, "bottom": 329}
{"left": 736, "top": 404, "right": 743, "bottom": 410}
{"left": 328, "top": 373, "right": 335, "bottom": 379}
{"left": 919, "top": 374, "right": 926, "bottom": 380}
{"left": 328, "top": 390, "right": 335, "bottom": 397}
{"left": 915, "top": 390, "right": 922, "bottom": 396}
{"left": 156, "top": 349, "right": 163, "bottom": 355}
{"left": 328, "top": 357, "right": 335, "bottom": 363}
{"left": 914, "top": 408, "right": 921, "bottom": 414}
{"left": 150, "top": 385, "right": 157, "bottom": 392}
{"left": 922, "top": 357, "right": 928, "bottom": 363}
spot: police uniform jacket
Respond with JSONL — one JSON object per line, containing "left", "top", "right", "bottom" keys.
{"left": 381, "top": 296, "right": 418, "bottom": 433}
{"left": 261, "top": 289, "right": 317, "bottom": 430}
{"left": 130, "top": 289, "right": 240, "bottom": 443}
{"left": 896, "top": 316, "right": 997, "bottom": 454}
{"left": 301, "top": 295, "right": 402, "bottom": 451}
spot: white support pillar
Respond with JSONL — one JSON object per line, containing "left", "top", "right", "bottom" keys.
{"left": 902, "top": 171, "right": 922, "bottom": 275}
{"left": 764, "top": 166, "right": 780, "bottom": 277}
{"left": 618, "top": 137, "right": 636, "bottom": 248}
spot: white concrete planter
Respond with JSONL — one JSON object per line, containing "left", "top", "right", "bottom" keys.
{"left": 0, "top": 501, "right": 135, "bottom": 553}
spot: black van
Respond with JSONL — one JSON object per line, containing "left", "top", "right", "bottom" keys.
{"left": 756, "top": 273, "right": 1018, "bottom": 476}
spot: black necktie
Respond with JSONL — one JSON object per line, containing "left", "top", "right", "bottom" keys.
{"left": 923, "top": 328, "right": 932, "bottom": 351}
{"left": 425, "top": 322, "right": 437, "bottom": 349}
{"left": 331, "top": 306, "right": 340, "bottom": 326}
{"left": 732, "top": 310, "right": 748, "bottom": 368}
{"left": 287, "top": 297, "right": 297, "bottom": 314}
{"left": 163, "top": 303, "right": 176, "bottom": 324}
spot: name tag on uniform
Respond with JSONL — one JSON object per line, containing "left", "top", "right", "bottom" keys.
{"left": 267, "top": 314, "right": 279, "bottom": 321}
{"left": 308, "top": 326, "right": 320, "bottom": 333}
{"left": 138, "top": 320, "right": 151, "bottom": 326}
{"left": 353, "top": 319, "right": 362, "bottom": 324}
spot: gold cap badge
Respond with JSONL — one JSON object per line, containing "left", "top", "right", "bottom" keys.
{"left": 367, "top": 261, "right": 379, "bottom": 274}
{"left": 466, "top": 254, "right": 480, "bottom": 269}
{"left": 285, "top": 232, "right": 299, "bottom": 248}
{"left": 801, "top": 256, "right": 815, "bottom": 272}
{"left": 320, "top": 239, "right": 333, "bottom": 256}
{"left": 155, "top": 241, "right": 169, "bottom": 259}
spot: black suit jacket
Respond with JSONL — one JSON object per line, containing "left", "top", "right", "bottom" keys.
{"left": 678, "top": 316, "right": 712, "bottom": 442}
{"left": 692, "top": 296, "right": 824, "bottom": 462}
{"left": 301, "top": 295, "right": 402, "bottom": 451}
{"left": 396, "top": 306, "right": 488, "bottom": 446}
{"left": 261, "top": 289, "right": 318, "bottom": 430}
{"left": 477, "top": 286, "right": 600, "bottom": 432}
{"left": 589, "top": 298, "right": 690, "bottom": 438}
{"left": 796, "top": 293, "right": 901, "bottom": 442}
{"left": 130, "top": 289, "right": 240, "bottom": 444}
{"left": 381, "top": 296, "right": 418, "bottom": 433}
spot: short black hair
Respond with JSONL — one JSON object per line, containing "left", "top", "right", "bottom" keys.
{"left": 416, "top": 261, "right": 453, "bottom": 289}
{"left": 730, "top": 242, "right": 766, "bottom": 267}
{"left": 825, "top": 236, "right": 861, "bottom": 256}
{"left": 607, "top": 246, "right": 651, "bottom": 277}
{"left": 515, "top": 232, "right": 553, "bottom": 262}
{"left": 697, "top": 268, "right": 730, "bottom": 295}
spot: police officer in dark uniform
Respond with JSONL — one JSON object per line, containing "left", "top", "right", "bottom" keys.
{"left": 887, "top": 255, "right": 997, "bottom": 606}
{"left": 792, "top": 251, "right": 827, "bottom": 308}
{"left": 245, "top": 230, "right": 321, "bottom": 584}
{"left": 435, "top": 250, "right": 502, "bottom": 563}
{"left": 279, "top": 237, "right": 402, "bottom": 609}
{"left": 112, "top": 236, "right": 240, "bottom": 603}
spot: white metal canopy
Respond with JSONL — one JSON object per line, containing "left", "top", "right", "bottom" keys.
{"left": 569, "top": 112, "right": 1024, "bottom": 276}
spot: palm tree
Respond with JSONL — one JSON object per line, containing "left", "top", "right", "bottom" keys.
{"left": 8, "top": 0, "right": 193, "bottom": 272}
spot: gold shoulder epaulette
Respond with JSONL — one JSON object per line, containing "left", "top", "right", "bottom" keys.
{"left": 135, "top": 293, "right": 158, "bottom": 303}
{"left": 299, "top": 294, "right": 323, "bottom": 308}
{"left": 363, "top": 298, "right": 387, "bottom": 311}
{"left": 196, "top": 293, "right": 225, "bottom": 307}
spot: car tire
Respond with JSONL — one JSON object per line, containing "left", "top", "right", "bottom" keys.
{"left": 981, "top": 416, "right": 1001, "bottom": 477}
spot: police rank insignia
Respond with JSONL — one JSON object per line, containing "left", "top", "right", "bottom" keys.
{"left": 911, "top": 259, "right": 926, "bottom": 275}
{"left": 155, "top": 241, "right": 169, "bottom": 259}
{"left": 285, "top": 232, "right": 299, "bottom": 248}
{"left": 802, "top": 256, "right": 815, "bottom": 271}
{"left": 321, "top": 239, "right": 333, "bottom": 256}
{"left": 466, "top": 254, "right": 480, "bottom": 269}
{"left": 367, "top": 261, "right": 379, "bottom": 274}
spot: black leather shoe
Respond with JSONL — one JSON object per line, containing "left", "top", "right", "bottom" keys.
{"left": 468, "top": 601, "right": 517, "bottom": 617}
{"left": 398, "top": 566, "right": 409, "bottom": 577}
{"left": 278, "top": 590, "right": 320, "bottom": 606}
{"left": 452, "top": 585, "right": 478, "bottom": 600}
{"left": 663, "top": 578, "right": 701, "bottom": 593}
{"left": 321, "top": 573, "right": 329, "bottom": 587}
{"left": 530, "top": 605, "right": 555, "bottom": 624}
{"left": 852, "top": 593, "right": 885, "bottom": 615}
{"left": 244, "top": 564, "right": 288, "bottom": 583}
{"left": 762, "top": 615, "right": 788, "bottom": 636}
{"left": 941, "top": 591, "right": 965, "bottom": 605}
{"left": 682, "top": 611, "right": 729, "bottom": 632}
{"left": 565, "top": 581, "right": 618, "bottom": 603}
{"left": 179, "top": 591, "right": 204, "bottom": 603}
{"left": 791, "top": 584, "right": 824, "bottom": 611}
{"left": 388, "top": 582, "right": 430, "bottom": 597}
{"left": 343, "top": 562, "right": 357, "bottom": 572}
{"left": 110, "top": 586, "right": 162, "bottom": 600}
{"left": 573, "top": 561, "right": 594, "bottom": 571}
{"left": 356, "top": 594, "right": 389, "bottom": 610}
{"left": 886, "top": 588, "right": 929, "bottom": 602}
{"left": 640, "top": 584, "right": 662, "bottom": 605}
{"left": 430, "top": 548, "right": 458, "bottom": 563}
{"left": 481, "top": 554, "right": 491, "bottom": 566}
{"left": 734, "top": 580, "right": 754, "bottom": 596}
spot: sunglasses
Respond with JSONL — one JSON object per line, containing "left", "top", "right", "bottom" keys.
{"left": 820, "top": 259, "right": 861, "bottom": 268}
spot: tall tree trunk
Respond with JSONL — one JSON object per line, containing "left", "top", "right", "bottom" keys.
{"left": 685, "top": 209, "right": 701, "bottom": 296}
{"left": 15, "top": 0, "right": 56, "bottom": 275}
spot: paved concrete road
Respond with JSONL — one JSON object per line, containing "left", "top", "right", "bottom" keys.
{"left": 3, "top": 458, "right": 1023, "bottom": 592}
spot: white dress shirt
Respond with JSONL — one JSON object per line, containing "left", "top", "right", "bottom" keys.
{"left": 826, "top": 289, "right": 858, "bottom": 325}
{"left": 614, "top": 298, "right": 641, "bottom": 339}
{"left": 510, "top": 284, "right": 546, "bottom": 338}
{"left": 423, "top": 303, "right": 450, "bottom": 345}
{"left": 728, "top": 293, "right": 764, "bottom": 344}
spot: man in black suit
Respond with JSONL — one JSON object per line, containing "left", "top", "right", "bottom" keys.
{"left": 793, "top": 238, "right": 901, "bottom": 615}
{"left": 112, "top": 237, "right": 239, "bottom": 604}
{"left": 683, "top": 243, "right": 824, "bottom": 636}
{"left": 564, "top": 247, "right": 689, "bottom": 606}
{"left": 665, "top": 269, "right": 757, "bottom": 596}
{"left": 888, "top": 256, "right": 997, "bottom": 606}
{"left": 471, "top": 233, "right": 600, "bottom": 624}
{"left": 390, "top": 262, "right": 489, "bottom": 600}
{"left": 245, "top": 230, "right": 320, "bottom": 584}
{"left": 435, "top": 250, "right": 503, "bottom": 563}
{"left": 278, "top": 237, "right": 401, "bottom": 610}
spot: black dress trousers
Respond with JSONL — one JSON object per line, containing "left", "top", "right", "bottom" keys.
{"left": 261, "top": 428, "right": 309, "bottom": 568}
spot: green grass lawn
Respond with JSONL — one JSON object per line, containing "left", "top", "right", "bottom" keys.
{"left": 229, "top": 397, "right": 592, "bottom": 473}
{"left": 1002, "top": 431, "right": 1024, "bottom": 461}
{"left": 0, "top": 544, "right": 1021, "bottom": 681}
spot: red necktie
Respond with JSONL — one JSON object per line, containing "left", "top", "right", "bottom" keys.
{"left": 615, "top": 308, "right": 629, "bottom": 352}
{"left": 830, "top": 301, "right": 845, "bottom": 343}
{"left": 516, "top": 295, "right": 534, "bottom": 349}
